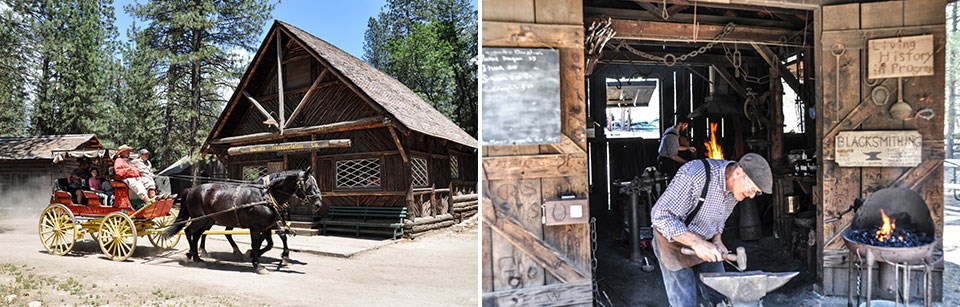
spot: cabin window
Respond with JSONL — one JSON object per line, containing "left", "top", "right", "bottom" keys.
{"left": 411, "top": 157, "right": 429, "bottom": 187}
{"left": 335, "top": 158, "right": 382, "bottom": 189}
{"left": 284, "top": 58, "right": 312, "bottom": 89}
{"left": 450, "top": 155, "right": 459, "bottom": 178}
{"left": 242, "top": 165, "right": 268, "bottom": 181}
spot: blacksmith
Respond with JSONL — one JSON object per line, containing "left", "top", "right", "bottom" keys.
{"left": 657, "top": 118, "right": 696, "bottom": 180}
{"left": 650, "top": 153, "right": 772, "bottom": 306}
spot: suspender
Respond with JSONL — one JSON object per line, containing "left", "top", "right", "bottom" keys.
{"left": 683, "top": 159, "right": 711, "bottom": 226}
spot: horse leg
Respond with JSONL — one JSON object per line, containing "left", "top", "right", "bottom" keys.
{"left": 258, "top": 232, "right": 274, "bottom": 256}
{"left": 186, "top": 230, "right": 204, "bottom": 263}
{"left": 279, "top": 232, "right": 291, "bottom": 266}
{"left": 250, "top": 229, "right": 267, "bottom": 275}
{"left": 198, "top": 233, "right": 209, "bottom": 258}
{"left": 224, "top": 227, "right": 243, "bottom": 257}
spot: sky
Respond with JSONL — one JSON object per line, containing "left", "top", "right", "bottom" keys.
{"left": 112, "top": 0, "right": 478, "bottom": 59}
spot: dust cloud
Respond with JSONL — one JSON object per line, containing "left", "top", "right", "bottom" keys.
{"left": 0, "top": 177, "right": 56, "bottom": 221}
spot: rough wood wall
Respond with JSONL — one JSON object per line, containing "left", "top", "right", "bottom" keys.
{"left": 816, "top": 1, "right": 946, "bottom": 299}
{"left": 481, "top": 0, "right": 592, "bottom": 305}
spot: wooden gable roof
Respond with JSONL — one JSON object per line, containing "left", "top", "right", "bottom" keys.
{"left": 204, "top": 20, "right": 477, "bottom": 152}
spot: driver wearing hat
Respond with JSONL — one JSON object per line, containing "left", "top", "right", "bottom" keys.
{"left": 650, "top": 153, "right": 773, "bottom": 306}
{"left": 113, "top": 145, "right": 155, "bottom": 204}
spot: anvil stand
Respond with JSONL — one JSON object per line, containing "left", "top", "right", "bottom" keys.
{"left": 847, "top": 249, "right": 941, "bottom": 307}
{"left": 617, "top": 168, "right": 668, "bottom": 262}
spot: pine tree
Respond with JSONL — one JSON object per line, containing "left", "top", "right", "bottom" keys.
{"left": 0, "top": 3, "right": 30, "bottom": 136}
{"left": 125, "top": 0, "right": 274, "bottom": 166}
{"left": 363, "top": 0, "right": 478, "bottom": 137}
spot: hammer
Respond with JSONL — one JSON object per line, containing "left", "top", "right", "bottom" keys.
{"left": 681, "top": 246, "right": 747, "bottom": 271}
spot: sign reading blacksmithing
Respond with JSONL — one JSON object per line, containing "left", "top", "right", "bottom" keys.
{"left": 835, "top": 131, "right": 921, "bottom": 167}
{"left": 868, "top": 35, "right": 935, "bottom": 79}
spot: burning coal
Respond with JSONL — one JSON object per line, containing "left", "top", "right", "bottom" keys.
{"left": 847, "top": 209, "right": 933, "bottom": 248}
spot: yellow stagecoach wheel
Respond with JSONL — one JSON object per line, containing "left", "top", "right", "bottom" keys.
{"left": 147, "top": 213, "right": 181, "bottom": 250}
{"left": 38, "top": 204, "right": 78, "bottom": 256}
{"left": 97, "top": 212, "right": 137, "bottom": 261}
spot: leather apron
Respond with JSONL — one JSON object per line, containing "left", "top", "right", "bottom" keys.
{"left": 653, "top": 159, "right": 712, "bottom": 272}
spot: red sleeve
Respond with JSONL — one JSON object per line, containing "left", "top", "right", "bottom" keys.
{"left": 114, "top": 158, "right": 141, "bottom": 179}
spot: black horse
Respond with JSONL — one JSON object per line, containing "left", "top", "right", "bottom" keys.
{"left": 163, "top": 168, "right": 321, "bottom": 274}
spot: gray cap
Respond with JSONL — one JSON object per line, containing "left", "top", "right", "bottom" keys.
{"left": 738, "top": 153, "right": 772, "bottom": 194}
{"left": 139, "top": 149, "right": 150, "bottom": 155}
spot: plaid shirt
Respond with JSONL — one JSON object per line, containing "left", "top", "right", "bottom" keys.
{"left": 652, "top": 159, "right": 738, "bottom": 242}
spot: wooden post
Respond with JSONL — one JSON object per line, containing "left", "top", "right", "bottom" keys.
{"left": 286, "top": 69, "right": 330, "bottom": 129}
{"left": 276, "top": 29, "right": 285, "bottom": 134}
{"left": 389, "top": 126, "right": 409, "bottom": 163}
{"left": 243, "top": 91, "right": 279, "bottom": 127}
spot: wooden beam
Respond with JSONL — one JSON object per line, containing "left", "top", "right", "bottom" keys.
{"left": 210, "top": 116, "right": 387, "bottom": 145}
{"left": 889, "top": 159, "right": 943, "bottom": 191}
{"left": 281, "top": 53, "right": 311, "bottom": 65}
{"left": 314, "top": 150, "right": 401, "bottom": 161}
{"left": 619, "top": 0, "right": 819, "bottom": 11}
{"left": 227, "top": 139, "right": 351, "bottom": 156}
{"left": 600, "top": 48, "right": 761, "bottom": 66}
{"left": 285, "top": 68, "right": 328, "bottom": 129}
{"left": 596, "top": 17, "right": 805, "bottom": 47}
{"left": 389, "top": 126, "right": 408, "bottom": 163}
{"left": 584, "top": 6, "right": 800, "bottom": 29}
{"left": 482, "top": 154, "right": 587, "bottom": 181}
{"left": 707, "top": 63, "right": 748, "bottom": 99}
{"left": 482, "top": 199, "right": 589, "bottom": 283}
{"left": 242, "top": 91, "right": 279, "bottom": 127}
{"left": 666, "top": 4, "right": 688, "bottom": 15}
{"left": 482, "top": 21, "right": 584, "bottom": 49}
{"left": 482, "top": 281, "right": 593, "bottom": 306}
{"left": 631, "top": 0, "right": 668, "bottom": 20}
{"left": 751, "top": 42, "right": 802, "bottom": 96}
{"left": 276, "top": 29, "right": 285, "bottom": 134}
{"left": 324, "top": 190, "right": 407, "bottom": 197}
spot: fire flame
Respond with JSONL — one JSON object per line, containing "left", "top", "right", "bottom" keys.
{"left": 875, "top": 209, "right": 897, "bottom": 242}
{"left": 703, "top": 122, "right": 724, "bottom": 160}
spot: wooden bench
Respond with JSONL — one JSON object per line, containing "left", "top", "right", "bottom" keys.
{"left": 320, "top": 206, "right": 407, "bottom": 239}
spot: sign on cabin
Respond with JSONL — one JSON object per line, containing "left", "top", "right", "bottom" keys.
{"left": 480, "top": 48, "right": 561, "bottom": 145}
{"left": 868, "top": 35, "right": 935, "bottom": 79}
{"left": 835, "top": 130, "right": 922, "bottom": 167}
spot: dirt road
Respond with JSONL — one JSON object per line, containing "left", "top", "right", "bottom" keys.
{"left": 0, "top": 214, "right": 478, "bottom": 307}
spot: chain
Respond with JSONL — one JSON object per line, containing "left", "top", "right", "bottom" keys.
{"left": 590, "top": 217, "right": 603, "bottom": 305}
{"left": 721, "top": 43, "right": 770, "bottom": 84}
{"left": 617, "top": 22, "right": 737, "bottom": 67}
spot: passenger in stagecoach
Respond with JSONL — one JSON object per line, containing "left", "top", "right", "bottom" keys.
{"left": 68, "top": 158, "right": 92, "bottom": 203}
{"left": 130, "top": 148, "right": 157, "bottom": 194}
{"left": 113, "top": 145, "right": 156, "bottom": 204}
{"left": 87, "top": 168, "right": 110, "bottom": 206}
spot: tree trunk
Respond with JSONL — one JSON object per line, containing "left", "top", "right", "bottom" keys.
{"left": 190, "top": 0, "right": 203, "bottom": 186}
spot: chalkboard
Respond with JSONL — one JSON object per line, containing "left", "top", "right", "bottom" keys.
{"left": 481, "top": 48, "right": 561, "bottom": 145}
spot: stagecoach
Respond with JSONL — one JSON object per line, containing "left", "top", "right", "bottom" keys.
{"left": 38, "top": 149, "right": 182, "bottom": 261}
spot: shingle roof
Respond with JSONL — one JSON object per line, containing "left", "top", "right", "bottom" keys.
{"left": 277, "top": 21, "right": 477, "bottom": 148}
{"left": 0, "top": 134, "right": 101, "bottom": 160}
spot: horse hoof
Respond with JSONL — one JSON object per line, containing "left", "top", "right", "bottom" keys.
{"left": 281, "top": 257, "right": 291, "bottom": 266}
{"left": 234, "top": 250, "right": 245, "bottom": 257}
{"left": 199, "top": 250, "right": 209, "bottom": 258}
{"left": 255, "top": 266, "right": 269, "bottom": 275}
{"left": 244, "top": 250, "right": 252, "bottom": 258}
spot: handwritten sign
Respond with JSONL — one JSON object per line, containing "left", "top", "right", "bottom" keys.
{"left": 481, "top": 48, "right": 561, "bottom": 145}
{"left": 835, "top": 131, "right": 921, "bottom": 167}
{"left": 868, "top": 35, "right": 934, "bottom": 79}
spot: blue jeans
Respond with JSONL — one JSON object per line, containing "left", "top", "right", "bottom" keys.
{"left": 653, "top": 238, "right": 726, "bottom": 307}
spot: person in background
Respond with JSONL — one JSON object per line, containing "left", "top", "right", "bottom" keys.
{"left": 658, "top": 118, "right": 696, "bottom": 180}
{"left": 130, "top": 148, "right": 157, "bottom": 198}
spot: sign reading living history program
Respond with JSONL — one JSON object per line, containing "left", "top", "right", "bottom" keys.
{"left": 868, "top": 35, "right": 935, "bottom": 79}
{"left": 481, "top": 48, "right": 561, "bottom": 145}
{"left": 835, "top": 130, "right": 921, "bottom": 167}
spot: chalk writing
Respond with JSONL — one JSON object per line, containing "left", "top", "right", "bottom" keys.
{"left": 481, "top": 48, "right": 561, "bottom": 145}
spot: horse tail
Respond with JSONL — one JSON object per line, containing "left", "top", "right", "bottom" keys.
{"left": 163, "top": 189, "right": 191, "bottom": 237}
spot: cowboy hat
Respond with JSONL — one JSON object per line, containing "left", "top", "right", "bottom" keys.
{"left": 117, "top": 145, "right": 134, "bottom": 153}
